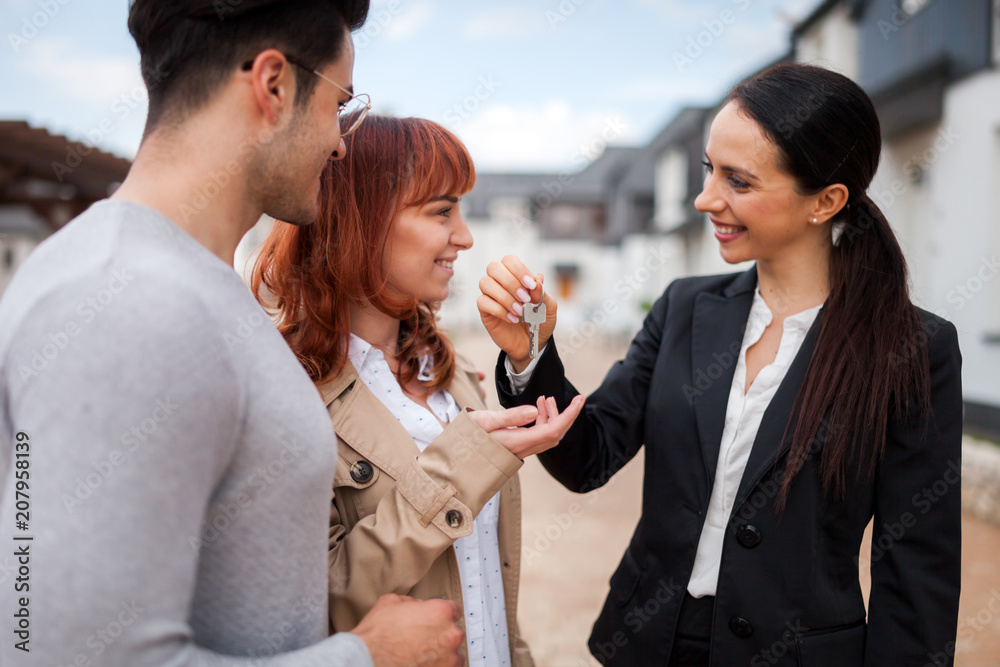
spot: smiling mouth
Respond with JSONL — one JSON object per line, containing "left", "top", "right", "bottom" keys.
{"left": 713, "top": 223, "right": 747, "bottom": 235}
{"left": 434, "top": 259, "right": 455, "bottom": 270}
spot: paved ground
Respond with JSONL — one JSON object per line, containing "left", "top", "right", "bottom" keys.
{"left": 452, "top": 330, "right": 1000, "bottom": 667}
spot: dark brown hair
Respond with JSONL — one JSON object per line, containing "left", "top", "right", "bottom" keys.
{"left": 127, "top": 0, "right": 369, "bottom": 131}
{"left": 725, "top": 63, "right": 932, "bottom": 508}
{"left": 250, "top": 114, "right": 476, "bottom": 390}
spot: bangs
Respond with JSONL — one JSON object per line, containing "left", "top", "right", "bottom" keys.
{"left": 401, "top": 120, "right": 476, "bottom": 208}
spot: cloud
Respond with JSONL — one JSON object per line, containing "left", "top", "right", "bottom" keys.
{"left": 630, "top": 0, "right": 720, "bottom": 24}
{"left": 8, "top": 37, "right": 146, "bottom": 157}
{"left": 614, "top": 76, "right": 725, "bottom": 104}
{"left": 448, "top": 100, "right": 636, "bottom": 172}
{"left": 462, "top": 6, "right": 549, "bottom": 40}
{"left": 22, "top": 38, "right": 143, "bottom": 105}
{"left": 381, "top": 1, "right": 434, "bottom": 42}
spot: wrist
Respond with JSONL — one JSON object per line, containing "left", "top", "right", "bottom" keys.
{"left": 509, "top": 353, "right": 531, "bottom": 374}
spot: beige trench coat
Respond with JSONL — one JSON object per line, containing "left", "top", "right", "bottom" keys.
{"left": 318, "top": 352, "right": 534, "bottom": 666}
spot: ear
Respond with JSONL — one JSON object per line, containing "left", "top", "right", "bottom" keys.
{"left": 811, "top": 183, "right": 849, "bottom": 223}
{"left": 243, "top": 49, "right": 296, "bottom": 128}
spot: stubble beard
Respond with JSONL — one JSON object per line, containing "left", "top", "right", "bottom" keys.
{"left": 256, "top": 116, "right": 325, "bottom": 227}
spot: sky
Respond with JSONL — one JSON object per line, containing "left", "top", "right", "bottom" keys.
{"left": 1, "top": 0, "right": 818, "bottom": 173}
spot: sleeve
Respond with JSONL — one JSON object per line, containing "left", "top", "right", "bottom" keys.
{"left": 505, "top": 346, "right": 546, "bottom": 394}
{"left": 328, "top": 410, "right": 523, "bottom": 629}
{"left": 0, "top": 278, "right": 371, "bottom": 667}
{"left": 864, "top": 319, "right": 963, "bottom": 666}
{"left": 496, "top": 285, "right": 672, "bottom": 494}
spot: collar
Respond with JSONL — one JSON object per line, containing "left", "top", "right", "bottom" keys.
{"left": 319, "top": 334, "right": 447, "bottom": 408}
{"left": 749, "top": 287, "right": 824, "bottom": 334}
{"left": 348, "top": 333, "right": 436, "bottom": 381}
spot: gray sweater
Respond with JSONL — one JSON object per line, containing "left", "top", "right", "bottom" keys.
{"left": 0, "top": 201, "right": 372, "bottom": 666}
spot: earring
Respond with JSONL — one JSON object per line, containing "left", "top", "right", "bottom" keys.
{"left": 812, "top": 218, "right": 819, "bottom": 224}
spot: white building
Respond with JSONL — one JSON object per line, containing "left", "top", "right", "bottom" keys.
{"left": 792, "top": 0, "right": 1000, "bottom": 438}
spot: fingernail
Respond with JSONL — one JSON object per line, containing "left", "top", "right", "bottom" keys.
{"left": 511, "top": 302, "right": 523, "bottom": 316}
{"left": 506, "top": 312, "right": 520, "bottom": 324}
{"left": 516, "top": 288, "right": 530, "bottom": 303}
{"left": 522, "top": 275, "right": 537, "bottom": 289}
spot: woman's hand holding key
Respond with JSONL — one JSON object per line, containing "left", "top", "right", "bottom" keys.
{"left": 477, "top": 255, "right": 558, "bottom": 372}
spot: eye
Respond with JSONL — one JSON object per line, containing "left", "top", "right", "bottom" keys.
{"left": 728, "top": 175, "right": 750, "bottom": 190}
{"left": 701, "top": 159, "right": 713, "bottom": 173}
{"left": 428, "top": 204, "right": 454, "bottom": 218}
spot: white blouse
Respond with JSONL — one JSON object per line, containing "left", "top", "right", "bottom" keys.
{"left": 349, "top": 334, "right": 511, "bottom": 667}
{"left": 507, "top": 287, "right": 822, "bottom": 598}
{"left": 686, "top": 289, "right": 821, "bottom": 597}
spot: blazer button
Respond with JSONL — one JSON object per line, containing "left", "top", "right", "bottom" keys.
{"left": 350, "top": 460, "right": 374, "bottom": 484}
{"left": 737, "top": 524, "right": 762, "bottom": 548}
{"left": 446, "top": 510, "right": 462, "bottom": 528}
{"left": 729, "top": 616, "right": 754, "bottom": 638}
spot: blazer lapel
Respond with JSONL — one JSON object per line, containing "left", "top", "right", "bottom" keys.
{"left": 316, "top": 357, "right": 489, "bottom": 481}
{"left": 691, "top": 267, "right": 757, "bottom": 494}
{"left": 447, "top": 366, "right": 485, "bottom": 412}
{"left": 731, "top": 306, "right": 825, "bottom": 512}
{"left": 317, "top": 366, "right": 420, "bottom": 481}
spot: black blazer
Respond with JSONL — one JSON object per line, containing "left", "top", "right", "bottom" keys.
{"left": 496, "top": 267, "right": 963, "bottom": 667}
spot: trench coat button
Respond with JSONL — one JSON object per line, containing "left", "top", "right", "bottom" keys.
{"left": 737, "top": 524, "right": 762, "bottom": 548}
{"left": 446, "top": 510, "right": 462, "bottom": 528}
{"left": 729, "top": 616, "right": 754, "bottom": 638}
{"left": 350, "top": 460, "right": 374, "bottom": 484}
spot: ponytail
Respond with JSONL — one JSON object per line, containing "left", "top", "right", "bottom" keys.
{"left": 777, "top": 193, "right": 931, "bottom": 509}
{"left": 724, "top": 64, "right": 933, "bottom": 510}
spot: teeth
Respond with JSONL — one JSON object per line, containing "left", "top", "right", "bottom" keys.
{"left": 715, "top": 224, "right": 746, "bottom": 235}
{"left": 435, "top": 260, "right": 454, "bottom": 269}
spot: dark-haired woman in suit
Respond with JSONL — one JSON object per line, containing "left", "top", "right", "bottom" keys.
{"left": 476, "top": 63, "right": 963, "bottom": 666}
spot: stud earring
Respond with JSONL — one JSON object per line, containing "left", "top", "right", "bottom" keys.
{"left": 812, "top": 218, "right": 819, "bottom": 224}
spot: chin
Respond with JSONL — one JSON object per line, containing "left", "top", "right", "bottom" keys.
{"left": 267, "top": 201, "right": 318, "bottom": 227}
{"left": 719, "top": 249, "right": 745, "bottom": 265}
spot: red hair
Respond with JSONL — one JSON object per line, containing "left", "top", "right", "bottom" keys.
{"left": 250, "top": 114, "right": 476, "bottom": 389}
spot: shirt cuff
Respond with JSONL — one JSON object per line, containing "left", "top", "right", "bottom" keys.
{"left": 504, "top": 345, "right": 546, "bottom": 394}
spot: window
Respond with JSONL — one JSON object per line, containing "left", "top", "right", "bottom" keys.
{"left": 654, "top": 147, "right": 688, "bottom": 232}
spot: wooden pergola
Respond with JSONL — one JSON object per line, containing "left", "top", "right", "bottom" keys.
{"left": 0, "top": 120, "right": 132, "bottom": 233}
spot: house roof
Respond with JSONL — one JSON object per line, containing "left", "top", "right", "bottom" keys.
{"left": 465, "top": 145, "right": 644, "bottom": 216}
{"left": 0, "top": 120, "right": 132, "bottom": 203}
{"left": 616, "top": 106, "right": 712, "bottom": 196}
{"left": 463, "top": 172, "right": 557, "bottom": 218}
{"left": 792, "top": 0, "right": 868, "bottom": 38}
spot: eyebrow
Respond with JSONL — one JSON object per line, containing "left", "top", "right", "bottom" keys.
{"left": 704, "top": 153, "right": 760, "bottom": 182}
{"left": 429, "top": 196, "right": 459, "bottom": 203}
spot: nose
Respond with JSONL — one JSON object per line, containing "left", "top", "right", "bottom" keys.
{"left": 694, "top": 172, "right": 724, "bottom": 215}
{"left": 330, "top": 137, "right": 347, "bottom": 162}
{"left": 451, "top": 211, "right": 474, "bottom": 251}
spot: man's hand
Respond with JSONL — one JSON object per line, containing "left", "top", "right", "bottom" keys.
{"left": 350, "top": 594, "right": 464, "bottom": 667}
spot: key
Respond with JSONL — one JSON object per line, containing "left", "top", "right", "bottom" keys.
{"left": 522, "top": 283, "right": 546, "bottom": 359}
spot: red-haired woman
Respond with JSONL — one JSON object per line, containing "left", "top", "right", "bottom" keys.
{"left": 251, "top": 114, "right": 582, "bottom": 667}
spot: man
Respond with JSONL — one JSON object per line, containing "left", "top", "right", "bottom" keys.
{"left": 0, "top": 1, "right": 465, "bottom": 664}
